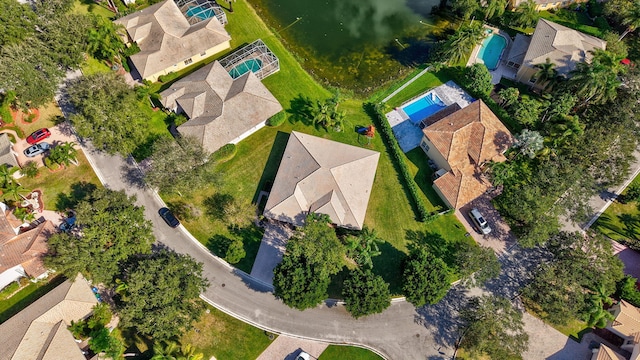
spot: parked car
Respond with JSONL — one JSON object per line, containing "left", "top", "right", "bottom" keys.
{"left": 26, "top": 128, "right": 51, "bottom": 144}
{"left": 23, "top": 142, "right": 50, "bottom": 157}
{"left": 296, "top": 352, "right": 311, "bottom": 360}
{"left": 469, "top": 208, "right": 491, "bottom": 235}
{"left": 59, "top": 211, "right": 76, "bottom": 232}
{"left": 159, "top": 207, "right": 180, "bottom": 228}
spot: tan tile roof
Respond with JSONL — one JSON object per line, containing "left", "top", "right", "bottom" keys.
{"left": 0, "top": 218, "right": 54, "bottom": 279}
{"left": 264, "top": 132, "right": 380, "bottom": 230}
{"left": 423, "top": 100, "right": 513, "bottom": 208}
{"left": 611, "top": 300, "right": 640, "bottom": 340}
{"left": 160, "top": 61, "right": 282, "bottom": 153}
{"left": 0, "top": 273, "right": 97, "bottom": 360}
{"left": 115, "top": 0, "right": 231, "bottom": 79}
{"left": 0, "top": 133, "right": 18, "bottom": 168}
{"left": 593, "top": 344, "right": 627, "bottom": 360}
{"left": 523, "top": 19, "right": 606, "bottom": 76}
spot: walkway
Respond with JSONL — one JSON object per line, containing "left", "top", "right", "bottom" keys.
{"left": 56, "top": 70, "right": 588, "bottom": 360}
{"left": 256, "top": 335, "right": 327, "bottom": 360}
{"left": 381, "top": 67, "right": 431, "bottom": 104}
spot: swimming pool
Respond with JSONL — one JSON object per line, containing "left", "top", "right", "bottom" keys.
{"left": 401, "top": 92, "right": 446, "bottom": 124}
{"left": 186, "top": 5, "right": 215, "bottom": 21}
{"left": 478, "top": 34, "right": 507, "bottom": 70}
{"left": 229, "top": 58, "right": 263, "bottom": 79}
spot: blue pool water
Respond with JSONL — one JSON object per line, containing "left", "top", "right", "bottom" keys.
{"left": 478, "top": 34, "right": 507, "bottom": 70}
{"left": 229, "top": 59, "right": 263, "bottom": 79}
{"left": 401, "top": 93, "right": 446, "bottom": 124}
{"left": 186, "top": 5, "right": 215, "bottom": 20}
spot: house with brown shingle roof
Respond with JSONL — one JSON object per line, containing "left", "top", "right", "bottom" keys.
{"left": 115, "top": 0, "right": 231, "bottom": 82}
{"left": 0, "top": 202, "right": 55, "bottom": 290}
{"left": 509, "top": 19, "right": 606, "bottom": 89}
{"left": 160, "top": 61, "right": 282, "bottom": 154}
{"left": 0, "top": 273, "right": 98, "bottom": 360}
{"left": 591, "top": 344, "right": 628, "bottom": 360}
{"left": 419, "top": 100, "right": 513, "bottom": 209}
{"left": 598, "top": 300, "right": 640, "bottom": 360}
{"left": 264, "top": 132, "right": 380, "bottom": 230}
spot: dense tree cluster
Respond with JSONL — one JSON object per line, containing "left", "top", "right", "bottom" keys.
{"left": 522, "top": 232, "right": 624, "bottom": 326}
{"left": 67, "top": 73, "right": 149, "bottom": 155}
{"left": 402, "top": 245, "right": 452, "bottom": 307}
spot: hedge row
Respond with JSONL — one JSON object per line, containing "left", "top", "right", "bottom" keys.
{"left": 365, "top": 103, "right": 429, "bottom": 222}
{"left": 211, "top": 143, "right": 237, "bottom": 163}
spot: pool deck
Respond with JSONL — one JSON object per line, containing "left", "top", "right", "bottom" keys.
{"left": 386, "top": 81, "right": 474, "bottom": 152}
{"left": 468, "top": 26, "right": 512, "bottom": 84}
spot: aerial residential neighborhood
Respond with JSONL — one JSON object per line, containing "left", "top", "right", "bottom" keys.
{"left": 0, "top": 0, "right": 639, "bottom": 359}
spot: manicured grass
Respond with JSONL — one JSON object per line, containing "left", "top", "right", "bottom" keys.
{"left": 72, "top": 0, "right": 114, "bottom": 18}
{"left": 318, "top": 345, "right": 383, "bottom": 360}
{"left": 81, "top": 57, "right": 112, "bottom": 76}
{"left": 594, "top": 174, "right": 640, "bottom": 244}
{"left": 554, "top": 317, "right": 590, "bottom": 341}
{"left": 0, "top": 275, "right": 66, "bottom": 324}
{"left": 181, "top": 303, "right": 276, "bottom": 360}
{"left": 20, "top": 151, "right": 102, "bottom": 211}
{"left": 539, "top": 10, "right": 603, "bottom": 37}
{"left": 405, "top": 147, "right": 447, "bottom": 212}
{"left": 384, "top": 69, "right": 453, "bottom": 108}
{"left": 18, "top": 102, "right": 61, "bottom": 137}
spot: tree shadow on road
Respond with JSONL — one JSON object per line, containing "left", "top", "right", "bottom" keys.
{"left": 414, "top": 286, "right": 470, "bottom": 350}
{"left": 483, "top": 245, "right": 551, "bottom": 300}
{"left": 120, "top": 156, "right": 146, "bottom": 189}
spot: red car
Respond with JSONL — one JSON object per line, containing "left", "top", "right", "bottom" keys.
{"left": 26, "top": 128, "right": 51, "bottom": 145}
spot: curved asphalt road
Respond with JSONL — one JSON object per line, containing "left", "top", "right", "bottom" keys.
{"left": 81, "top": 145, "right": 447, "bottom": 360}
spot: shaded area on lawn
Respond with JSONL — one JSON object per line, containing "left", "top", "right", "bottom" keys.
{"left": 0, "top": 275, "right": 66, "bottom": 324}
{"left": 318, "top": 345, "right": 384, "bottom": 360}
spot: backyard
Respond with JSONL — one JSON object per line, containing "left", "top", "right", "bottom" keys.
{"left": 0, "top": 275, "right": 66, "bottom": 323}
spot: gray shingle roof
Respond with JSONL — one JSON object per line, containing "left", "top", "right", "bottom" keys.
{"left": 264, "top": 132, "right": 380, "bottom": 230}
{"left": 0, "top": 273, "right": 97, "bottom": 360}
{"left": 523, "top": 19, "right": 606, "bottom": 75}
{"left": 160, "top": 61, "right": 282, "bottom": 153}
{"left": 115, "top": 0, "right": 231, "bottom": 79}
{"left": 0, "top": 133, "right": 18, "bottom": 168}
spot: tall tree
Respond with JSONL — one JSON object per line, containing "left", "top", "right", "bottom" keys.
{"left": 483, "top": 0, "right": 507, "bottom": 20}
{"left": 67, "top": 72, "right": 148, "bottom": 155}
{"left": 454, "top": 242, "right": 501, "bottom": 287}
{"left": 48, "top": 141, "right": 78, "bottom": 166}
{"left": 451, "top": 0, "right": 480, "bottom": 20}
{"left": 45, "top": 188, "right": 155, "bottom": 284}
{"left": 342, "top": 268, "right": 391, "bottom": 318}
{"left": 0, "top": 0, "right": 36, "bottom": 49}
{"left": 87, "top": 15, "right": 125, "bottom": 62}
{"left": 118, "top": 250, "right": 209, "bottom": 340}
{"left": 498, "top": 87, "right": 519, "bottom": 108}
{"left": 402, "top": 245, "right": 451, "bottom": 307}
{"left": 513, "top": 0, "right": 539, "bottom": 28}
{"left": 533, "top": 58, "right": 558, "bottom": 91}
{"left": 461, "top": 63, "right": 493, "bottom": 97}
{"left": 514, "top": 129, "right": 544, "bottom": 158}
{"left": 345, "top": 226, "right": 382, "bottom": 269}
{"left": 569, "top": 51, "right": 624, "bottom": 106}
{"left": 145, "top": 136, "right": 217, "bottom": 195}
{"left": 457, "top": 295, "right": 529, "bottom": 359}
{"left": 440, "top": 22, "right": 485, "bottom": 65}
{"left": 618, "top": 0, "right": 640, "bottom": 40}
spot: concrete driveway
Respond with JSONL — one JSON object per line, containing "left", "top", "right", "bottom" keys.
{"left": 13, "top": 124, "right": 79, "bottom": 167}
{"left": 256, "top": 335, "right": 328, "bottom": 360}
{"left": 456, "top": 192, "right": 516, "bottom": 254}
{"left": 250, "top": 221, "right": 293, "bottom": 285}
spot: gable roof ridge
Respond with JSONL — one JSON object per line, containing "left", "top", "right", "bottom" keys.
{"left": 21, "top": 222, "right": 47, "bottom": 255}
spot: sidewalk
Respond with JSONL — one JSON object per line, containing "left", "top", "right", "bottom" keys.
{"left": 256, "top": 335, "right": 328, "bottom": 360}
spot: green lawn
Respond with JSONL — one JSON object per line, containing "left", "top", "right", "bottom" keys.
{"left": 181, "top": 303, "right": 276, "bottom": 360}
{"left": 539, "top": 10, "right": 603, "bottom": 37}
{"left": 72, "top": 0, "right": 114, "bottom": 18}
{"left": 20, "top": 151, "right": 102, "bottom": 211}
{"left": 0, "top": 276, "right": 66, "bottom": 324}
{"left": 383, "top": 69, "right": 453, "bottom": 108}
{"left": 318, "top": 345, "right": 384, "bottom": 360}
{"left": 81, "top": 56, "right": 112, "bottom": 76}
{"left": 593, "top": 174, "right": 640, "bottom": 244}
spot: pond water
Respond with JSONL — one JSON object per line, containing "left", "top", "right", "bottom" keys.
{"left": 249, "top": 0, "right": 443, "bottom": 95}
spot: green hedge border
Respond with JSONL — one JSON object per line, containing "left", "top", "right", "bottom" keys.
{"left": 365, "top": 103, "right": 430, "bottom": 222}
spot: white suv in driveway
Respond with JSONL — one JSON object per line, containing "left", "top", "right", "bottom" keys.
{"left": 469, "top": 208, "right": 492, "bottom": 235}
{"left": 296, "top": 351, "right": 311, "bottom": 360}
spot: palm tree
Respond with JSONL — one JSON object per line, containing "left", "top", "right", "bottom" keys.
{"left": 533, "top": 58, "right": 558, "bottom": 91}
{"left": 346, "top": 227, "right": 382, "bottom": 269}
{"left": 441, "top": 22, "right": 485, "bottom": 65}
{"left": 513, "top": 0, "right": 539, "bottom": 29}
{"left": 497, "top": 87, "right": 519, "bottom": 108}
{"left": 87, "top": 17, "right": 125, "bottom": 62}
{"left": 483, "top": 0, "right": 507, "bottom": 20}
{"left": 151, "top": 341, "right": 180, "bottom": 360}
{"left": 619, "top": 0, "right": 640, "bottom": 40}
{"left": 49, "top": 141, "right": 78, "bottom": 166}
{"left": 3, "top": 182, "right": 29, "bottom": 201}
{"left": 569, "top": 61, "right": 621, "bottom": 105}
{"left": 312, "top": 100, "right": 332, "bottom": 129}
{"left": 0, "top": 165, "right": 19, "bottom": 188}
{"left": 585, "top": 284, "right": 614, "bottom": 328}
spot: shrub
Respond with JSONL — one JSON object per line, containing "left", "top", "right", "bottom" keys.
{"left": 366, "top": 103, "right": 430, "bottom": 221}
{"left": 167, "top": 201, "right": 201, "bottom": 221}
{"left": 157, "top": 72, "right": 175, "bottom": 83}
{"left": 44, "top": 157, "right": 59, "bottom": 170}
{"left": 461, "top": 64, "right": 493, "bottom": 97}
{"left": 20, "top": 161, "right": 39, "bottom": 178}
{"left": 224, "top": 237, "right": 246, "bottom": 264}
{"left": 211, "top": 143, "right": 237, "bottom": 163}
{"left": 618, "top": 276, "right": 640, "bottom": 307}
{"left": 267, "top": 111, "right": 287, "bottom": 127}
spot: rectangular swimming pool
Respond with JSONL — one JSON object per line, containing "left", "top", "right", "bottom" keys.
{"left": 401, "top": 92, "right": 446, "bottom": 124}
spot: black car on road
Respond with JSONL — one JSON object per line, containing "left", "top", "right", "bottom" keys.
{"left": 159, "top": 207, "right": 180, "bottom": 228}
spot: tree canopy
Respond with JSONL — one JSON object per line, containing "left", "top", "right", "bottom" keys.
{"left": 459, "top": 295, "right": 529, "bottom": 359}
{"left": 67, "top": 73, "right": 149, "bottom": 155}
{"left": 117, "top": 250, "right": 209, "bottom": 340}
{"left": 402, "top": 245, "right": 451, "bottom": 307}
{"left": 342, "top": 268, "right": 391, "bottom": 318}
{"left": 45, "top": 188, "right": 155, "bottom": 284}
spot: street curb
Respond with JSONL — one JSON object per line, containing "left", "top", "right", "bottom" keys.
{"left": 199, "top": 295, "right": 390, "bottom": 360}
